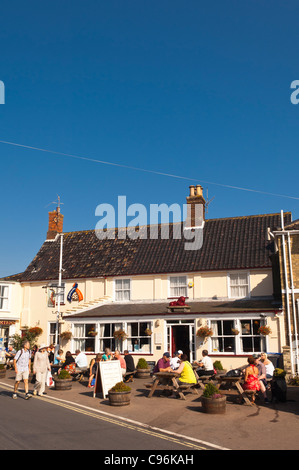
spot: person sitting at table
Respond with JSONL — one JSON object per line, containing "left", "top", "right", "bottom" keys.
{"left": 242, "top": 356, "right": 261, "bottom": 401}
{"left": 194, "top": 350, "right": 214, "bottom": 377}
{"left": 113, "top": 350, "right": 127, "bottom": 376}
{"left": 102, "top": 348, "right": 112, "bottom": 361}
{"left": 88, "top": 353, "right": 102, "bottom": 387}
{"left": 58, "top": 351, "right": 76, "bottom": 374}
{"left": 75, "top": 349, "right": 88, "bottom": 370}
{"left": 123, "top": 350, "right": 135, "bottom": 382}
{"left": 170, "top": 350, "right": 183, "bottom": 371}
{"left": 260, "top": 353, "right": 275, "bottom": 380}
{"left": 54, "top": 349, "right": 63, "bottom": 365}
{"left": 5, "top": 345, "right": 16, "bottom": 369}
{"left": 153, "top": 352, "right": 172, "bottom": 374}
{"left": 172, "top": 354, "right": 197, "bottom": 385}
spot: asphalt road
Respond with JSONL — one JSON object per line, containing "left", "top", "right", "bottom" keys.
{"left": 0, "top": 385, "right": 213, "bottom": 454}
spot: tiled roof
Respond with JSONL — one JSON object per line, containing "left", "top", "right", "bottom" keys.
{"left": 16, "top": 212, "right": 291, "bottom": 282}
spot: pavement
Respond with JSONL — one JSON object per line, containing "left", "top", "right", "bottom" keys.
{"left": 1, "top": 369, "right": 299, "bottom": 450}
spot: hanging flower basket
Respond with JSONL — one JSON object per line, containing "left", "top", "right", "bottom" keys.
{"left": 258, "top": 325, "right": 272, "bottom": 336}
{"left": 196, "top": 326, "right": 213, "bottom": 338}
{"left": 88, "top": 331, "right": 98, "bottom": 337}
{"left": 28, "top": 327, "right": 43, "bottom": 337}
{"left": 144, "top": 328, "right": 152, "bottom": 336}
{"left": 60, "top": 331, "right": 72, "bottom": 341}
{"left": 231, "top": 328, "right": 240, "bottom": 335}
{"left": 113, "top": 329, "right": 128, "bottom": 340}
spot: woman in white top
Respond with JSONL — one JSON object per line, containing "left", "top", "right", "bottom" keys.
{"left": 260, "top": 353, "right": 275, "bottom": 378}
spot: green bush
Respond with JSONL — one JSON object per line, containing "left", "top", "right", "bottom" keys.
{"left": 58, "top": 369, "right": 71, "bottom": 380}
{"left": 274, "top": 368, "right": 286, "bottom": 378}
{"left": 137, "top": 358, "right": 149, "bottom": 369}
{"left": 203, "top": 382, "right": 221, "bottom": 399}
{"left": 213, "top": 360, "right": 223, "bottom": 370}
{"left": 109, "top": 381, "right": 131, "bottom": 392}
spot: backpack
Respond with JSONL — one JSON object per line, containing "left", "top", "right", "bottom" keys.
{"left": 225, "top": 369, "right": 242, "bottom": 377}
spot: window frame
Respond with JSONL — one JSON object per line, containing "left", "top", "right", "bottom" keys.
{"left": 114, "top": 278, "right": 131, "bottom": 302}
{"left": 168, "top": 275, "right": 188, "bottom": 298}
{"left": 228, "top": 271, "right": 250, "bottom": 299}
{"left": 0, "top": 284, "right": 10, "bottom": 311}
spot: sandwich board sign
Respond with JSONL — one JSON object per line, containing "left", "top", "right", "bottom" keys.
{"left": 93, "top": 360, "right": 122, "bottom": 398}
{"left": 0, "top": 337, "right": 6, "bottom": 364}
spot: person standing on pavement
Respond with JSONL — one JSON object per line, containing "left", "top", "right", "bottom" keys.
{"left": 33, "top": 344, "right": 51, "bottom": 397}
{"left": 13, "top": 340, "right": 32, "bottom": 400}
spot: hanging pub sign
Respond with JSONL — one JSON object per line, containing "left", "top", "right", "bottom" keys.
{"left": 67, "top": 283, "right": 83, "bottom": 303}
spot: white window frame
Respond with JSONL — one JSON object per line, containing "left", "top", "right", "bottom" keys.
{"left": 168, "top": 275, "right": 188, "bottom": 298}
{"left": 207, "top": 317, "right": 267, "bottom": 355}
{"left": 228, "top": 271, "right": 250, "bottom": 299}
{"left": 114, "top": 278, "right": 131, "bottom": 302}
{"left": 0, "top": 284, "right": 11, "bottom": 311}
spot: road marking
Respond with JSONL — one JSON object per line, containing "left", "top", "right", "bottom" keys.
{"left": 0, "top": 382, "right": 230, "bottom": 450}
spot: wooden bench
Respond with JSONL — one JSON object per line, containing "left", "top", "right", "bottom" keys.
{"left": 124, "top": 370, "right": 136, "bottom": 382}
{"left": 196, "top": 374, "right": 217, "bottom": 389}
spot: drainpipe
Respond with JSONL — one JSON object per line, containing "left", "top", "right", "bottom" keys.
{"left": 280, "top": 211, "right": 294, "bottom": 375}
{"left": 287, "top": 232, "right": 299, "bottom": 374}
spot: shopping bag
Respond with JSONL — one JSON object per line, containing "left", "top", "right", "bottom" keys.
{"left": 46, "top": 371, "right": 54, "bottom": 387}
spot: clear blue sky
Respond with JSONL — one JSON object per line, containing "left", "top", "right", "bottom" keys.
{"left": 1, "top": 0, "right": 299, "bottom": 278}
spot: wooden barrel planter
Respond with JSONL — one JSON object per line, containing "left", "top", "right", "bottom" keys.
{"left": 201, "top": 396, "right": 226, "bottom": 414}
{"left": 0, "top": 367, "right": 6, "bottom": 379}
{"left": 53, "top": 377, "right": 73, "bottom": 391}
{"left": 135, "top": 368, "right": 151, "bottom": 379}
{"left": 108, "top": 390, "right": 131, "bottom": 406}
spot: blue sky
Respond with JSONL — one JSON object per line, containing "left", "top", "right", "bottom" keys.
{"left": 1, "top": 0, "right": 299, "bottom": 277}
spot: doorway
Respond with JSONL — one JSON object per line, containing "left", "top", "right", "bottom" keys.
{"left": 171, "top": 325, "right": 190, "bottom": 360}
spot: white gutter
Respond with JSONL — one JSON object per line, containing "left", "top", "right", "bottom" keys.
{"left": 280, "top": 210, "right": 294, "bottom": 375}
{"left": 287, "top": 230, "right": 299, "bottom": 374}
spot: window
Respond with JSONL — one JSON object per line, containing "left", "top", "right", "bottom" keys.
{"left": 211, "top": 320, "right": 236, "bottom": 353}
{"left": 240, "top": 319, "right": 265, "bottom": 353}
{"left": 127, "top": 322, "right": 152, "bottom": 353}
{"left": 229, "top": 272, "right": 249, "bottom": 298}
{"left": 115, "top": 279, "right": 131, "bottom": 301}
{"left": 48, "top": 322, "right": 61, "bottom": 345}
{"left": 208, "top": 318, "right": 266, "bottom": 355}
{"left": 98, "top": 323, "right": 123, "bottom": 352}
{"left": 73, "top": 324, "right": 96, "bottom": 352}
{"left": 0, "top": 285, "right": 9, "bottom": 310}
{"left": 169, "top": 276, "right": 188, "bottom": 297}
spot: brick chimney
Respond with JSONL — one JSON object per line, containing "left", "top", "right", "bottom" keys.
{"left": 47, "top": 207, "right": 64, "bottom": 240}
{"left": 186, "top": 184, "right": 205, "bottom": 227}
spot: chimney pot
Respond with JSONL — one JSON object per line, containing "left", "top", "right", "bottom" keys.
{"left": 189, "top": 185, "right": 195, "bottom": 197}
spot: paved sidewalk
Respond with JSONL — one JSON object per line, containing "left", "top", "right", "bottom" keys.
{"left": 1, "top": 370, "right": 299, "bottom": 450}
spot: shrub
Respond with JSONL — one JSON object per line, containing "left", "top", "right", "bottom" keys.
{"left": 274, "top": 368, "right": 286, "bottom": 378}
{"left": 137, "top": 358, "right": 149, "bottom": 369}
{"left": 58, "top": 369, "right": 71, "bottom": 380}
{"left": 213, "top": 360, "right": 223, "bottom": 370}
{"left": 109, "top": 381, "right": 131, "bottom": 392}
{"left": 203, "top": 383, "right": 221, "bottom": 399}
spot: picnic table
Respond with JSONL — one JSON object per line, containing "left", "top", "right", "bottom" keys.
{"left": 145, "top": 371, "right": 199, "bottom": 400}
{"left": 216, "top": 375, "right": 255, "bottom": 406}
{"left": 192, "top": 364, "right": 216, "bottom": 389}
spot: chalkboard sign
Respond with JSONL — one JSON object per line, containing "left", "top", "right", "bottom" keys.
{"left": 93, "top": 361, "right": 123, "bottom": 398}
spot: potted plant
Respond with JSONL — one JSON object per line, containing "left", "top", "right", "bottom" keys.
{"left": 231, "top": 328, "right": 240, "bottom": 335}
{"left": 196, "top": 326, "right": 213, "bottom": 338}
{"left": 135, "top": 358, "right": 151, "bottom": 378}
{"left": 201, "top": 383, "right": 226, "bottom": 414}
{"left": 213, "top": 360, "right": 226, "bottom": 376}
{"left": 28, "top": 327, "right": 43, "bottom": 337}
{"left": 0, "top": 363, "right": 6, "bottom": 378}
{"left": 53, "top": 369, "right": 73, "bottom": 391}
{"left": 144, "top": 328, "right": 152, "bottom": 336}
{"left": 108, "top": 381, "right": 131, "bottom": 406}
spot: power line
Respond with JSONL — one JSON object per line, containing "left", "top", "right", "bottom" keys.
{"left": 0, "top": 139, "right": 298, "bottom": 201}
